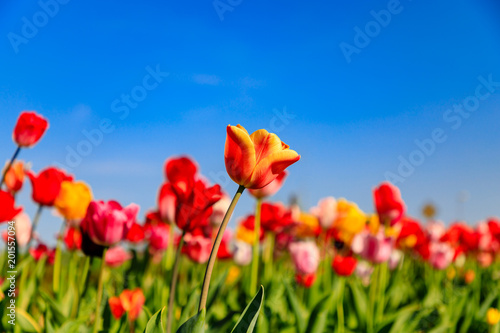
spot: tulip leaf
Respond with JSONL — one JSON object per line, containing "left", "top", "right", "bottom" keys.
{"left": 40, "top": 291, "right": 67, "bottom": 326}
{"left": 230, "top": 285, "right": 264, "bottom": 333}
{"left": 17, "top": 308, "right": 42, "bottom": 333}
{"left": 144, "top": 306, "right": 166, "bottom": 333}
{"left": 304, "top": 293, "right": 334, "bottom": 333}
{"left": 176, "top": 308, "right": 206, "bottom": 333}
{"left": 284, "top": 282, "right": 308, "bottom": 333}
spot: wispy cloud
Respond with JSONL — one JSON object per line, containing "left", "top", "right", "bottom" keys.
{"left": 192, "top": 74, "right": 221, "bottom": 86}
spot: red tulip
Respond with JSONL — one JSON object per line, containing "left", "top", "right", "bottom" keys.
{"left": 126, "top": 222, "right": 145, "bottom": 244}
{"left": 260, "top": 202, "right": 294, "bottom": 234}
{"left": 27, "top": 167, "right": 73, "bottom": 206}
{"left": 148, "top": 222, "right": 170, "bottom": 252}
{"left": 224, "top": 125, "right": 300, "bottom": 189}
{"left": 64, "top": 226, "right": 82, "bottom": 251}
{"left": 81, "top": 200, "right": 139, "bottom": 247}
{"left": 0, "top": 190, "right": 22, "bottom": 223}
{"left": 373, "top": 182, "right": 405, "bottom": 226}
{"left": 295, "top": 273, "right": 316, "bottom": 288}
{"left": 29, "top": 243, "right": 55, "bottom": 264}
{"left": 109, "top": 297, "right": 125, "bottom": 319}
{"left": 248, "top": 171, "right": 288, "bottom": 199}
{"left": 164, "top": 156, "right": 198, "bottom": 201}
{"left": 332, "top": 255, "right": 357, "bottom": 277}
{"left": 13, "top": 111, "right": 49, "bottom": 148}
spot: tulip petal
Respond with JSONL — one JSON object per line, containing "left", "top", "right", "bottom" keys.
{"left": 249, "top": 129, "right": 283, "bottom": 163}
{"left": 248, "top": 149, "right": 300, "bottom": 189}
{"left": 225, "top": 125, "right": 256, "bottom": 185}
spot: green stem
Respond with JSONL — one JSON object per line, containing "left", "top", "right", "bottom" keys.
{"left": 367, "top": 265, "right": 379, "bottom": 333}
{"left": 93, "top": 248, "right": 108, "bottom": 333}
{"left": 27, "top": 205, "right": 43, "bottom": 249}
{"left": 198, "top": 185, "right": 245, "bottom": 312}
{"left": 263, "top": 232, "right": 274, "bottom": 283}
{"left": 249, "top": 197, "right": 262, "bottom": 297}
{"left": 53, "top": 222, "right": 66, "bottom": 295}
{"left": 165, "top": 223, "right": 175, "bottom": 271}
{"left": 337, "top": 277, "right": 345, "bottom": 333}
{"left": 166, "top": 231, "right": 186, "bottom": 333}
{"left": 376, "top": 262, "right": 387, "bottom": 323}
{"left": 0, "top": 146, "right": 21, "bottom": 188}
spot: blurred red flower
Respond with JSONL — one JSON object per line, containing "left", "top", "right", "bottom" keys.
{"left": 13, "top": 111, "right": 49, "bottom": 148}
{"left": 27, "top": 167, "right": 73, "bottom": 206}
{"left": 64, "top": 226, "right": 82, "bottom": 251}
{"left": 0, "top": 190, "right": 22, "bottom": 223}
{"left": 332, "top": 255, "right": 357, "bottom": 277}
{"left": 373, "top": 182, "right": 405, "bottom": 226}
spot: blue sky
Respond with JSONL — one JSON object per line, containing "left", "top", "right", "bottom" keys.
{"left": 1, "top": 0, "right": 500, "bottom": 244}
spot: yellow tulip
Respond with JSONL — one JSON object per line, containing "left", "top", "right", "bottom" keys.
{"left": 54, "top": 180, "right": 92, "bottom": 222}
{"left": 487, "top": 308, "right": 500, "bottom": 326}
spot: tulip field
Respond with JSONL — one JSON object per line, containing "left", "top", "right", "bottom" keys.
{"left": 2, "top": 111, "right": 500, "bottom": 333}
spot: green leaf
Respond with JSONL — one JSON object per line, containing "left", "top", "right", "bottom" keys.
{"left": 176, "top": 308, "right": 206, "bottom": 333}
{"left": 207, "top": 270, "right": 228, "bottom": 310}
{"left": 144, "top": 306, "right": 166, "bottom": 333}
{"left": 40, "top": 291, "right": 67, "bottom": 326}
{"left": 230, "top": 285, "right": 264, "bottom": 333}
{"left": 284, "top": 281, "right": 308, "bottom": 333}
{"left": 304, "top": 293, "right": 334, "bottom": 333}
{"left": 17, "top": 308, "right": 42, "bottom": 333}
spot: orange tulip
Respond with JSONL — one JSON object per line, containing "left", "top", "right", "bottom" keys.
{"left": 109, "top": 288, "right": 145, "bottom": 322}
{"left": 3, "top": 161, "right": 26, "bottom": 194}
{"left": 224, "top": 125, "right": 300, "bottom": 189}
{"left": 54, "top": 180, "right": 92, "bottom": 223}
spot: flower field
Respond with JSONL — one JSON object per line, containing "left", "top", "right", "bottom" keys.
{"left": 1, "top": 111, "right": 500, "bottom": 333}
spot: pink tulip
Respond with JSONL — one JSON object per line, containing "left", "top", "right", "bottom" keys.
{"left": 105, "top": 246, "right": 132, "bottom": 267}
{"left": 182, "top": 233, "right": 212, "bottom": 263}
{"left": 355, "top": 261, "right": 374, "bottom": 286}
{"left": 352, "top": 229, "right": 393, "bottom": 264}
{"left": 389, "top": 250, "right": 402, "bottom": 270}
{"left": 81, "top": 200, "right": 139, "bottom": 247}
{"left": 426, "top": 221, "right": 446, "bottom": 241}
{"left": 2, "top": 212, "right": 31, "bottom": 248}
{"left": 232, "top": 241, "right": 252, "bottom": 266}
{"left": 210, "top": 194, "right": 231, "bottom": 227}
{"left": 310, "top": 197, "right": 337, "bottom": 229}
{"left": 428, "top": 242, "right": 454, "bottom": 270}
{"left": 289, "top": 241, "right": 320, "bottom": 275}
{"left": 148, "top": 223, "right": 170, "bottom": 252}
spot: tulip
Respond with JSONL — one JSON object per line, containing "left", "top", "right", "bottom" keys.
{"left": 1, "top": 212, "right": 31, "bottom": 247}
{"left": 289, "top": 241, "right": 320, "bottom": 275}
{"left": 126, "top": 222, "right": 145, "bottom": 244}
{"left": 80, "top": 229, "right": 106, "bottom": 257}
{"left": 81, "top": 200, "right": 139, "bottom": 247}
{"left": 248, "top": 170, "right": 288, "bottom": 199}
{"left": 389, "top": 250, "right": 402, "bottom": 270}
{"left": 224, "top": 124, "right": 300, "bottom": 189}
{"left": 0, "top": 190, "right": 22, "bottom": 223}
{"left": 105, "top": 246, "right": 132, "bottom": 267}
{"left": 296, "top": 273, "right": 316, "bottom": 288}
{"left": 3, "top": 161, "right": 26, "bottom": 194}
{"left": 294, "top": 212, "right": 322, "bottom": 238}
{"left": 148, "top": 223, "right": 170, "bottom": 252}
{"left": 232, "top": 241, "right": 252, "bottom": 266}
{"left": 164, "top": 156, "right": 198, "bottom": 201}
{"left": 487, "top": 308, "right": 500, "bottom": 326}
{"left": 310, "top": 196, "right": 337, "bottom": 229}
{"left": 54, "top": 180, "right": 93, "bottom": 224}
{"left": 210, "top": 194, "right": 231, "bottom": 227}
{"left": 183, "top": 232, "right": 212, "bottom": 264}
{"left": 63, "top": 226, "right": 82, "bottom": 251}
{"left": 428, "top": 242, "right": 454, "bottom": 270}
{"left": 332, "top": 255, "right": 357, "bottom": 276}
{"left": 373, "top": 182, "right": 405, "bottom": 226}
{"left": 29, "top": 243, "right": 55, "bottom": 264}
{"left": 109, "top": 288, "right": 145, "bottom": 322}
{"left": 27, "top": 167, "right": 73, "bottom": 206}
{"left": 355, "top": 261, "right": 374, "bottom": 286}
{"left": 352, "top": 229, "right": 393, "bottom": 264}
{"left": 464, "top": 269, "right": 475, "bottom": 284}
{"left": 332, "top": 199, "right": 366, "bottom": 244}
{"left": 13, "top": 111, "right": 49, "bottom": 148}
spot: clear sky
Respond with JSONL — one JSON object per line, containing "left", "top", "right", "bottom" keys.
{"left": 1, "top": 0, "right": 499, "bottom": 244}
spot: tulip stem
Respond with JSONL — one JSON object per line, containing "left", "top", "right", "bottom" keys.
{"left": 166, "top": 231, "right": 186, "bottom": 333}
{"left": 27, "top": 205, "right": 43, "bottom": 249}
{"left": 93, "top": 248, "right": 107, "bottom": 333}
{"left": 249, "top": 197, "right": 262, "bottom": 297}
{"left": 376, "top": 262, "right": 387, "bottom": 323}
{"left": 0, "top": 146, "right": 21, "bottom": 188}
{"left": 263, "top": 232, "right": 274, "bottom": 283}
{"left": 337, "top": 277, "right": 345, "bottom": 333}
{"left": 198, "top": 185, "right": 245, "bottom": 313}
